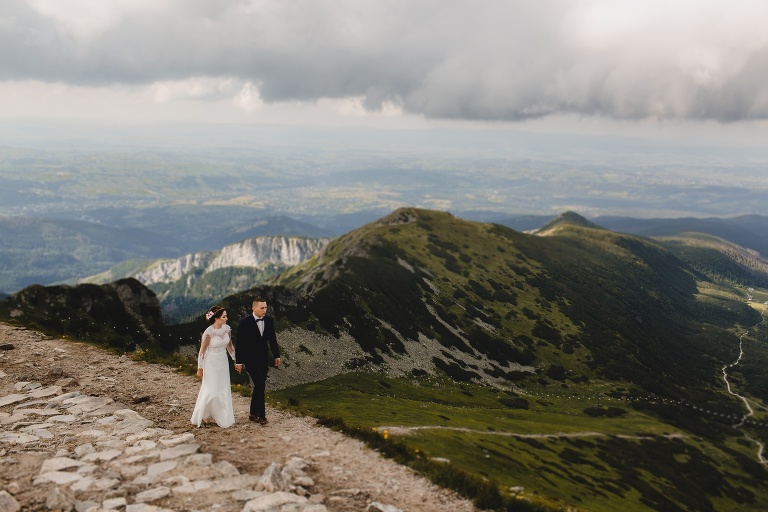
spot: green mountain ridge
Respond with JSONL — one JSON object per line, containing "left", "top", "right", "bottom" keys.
{"left": 263, "top": 208, "right": 757, "bottom": 397}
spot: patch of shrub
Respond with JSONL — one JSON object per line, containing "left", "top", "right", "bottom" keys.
{"left": 499, "top": 397, "right": 530, "bottom": 409}
{"left": 583, "top": 406, "right": 628, "bottom": 418}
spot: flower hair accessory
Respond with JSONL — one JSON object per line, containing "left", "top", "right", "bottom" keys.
{"left": 205, "top": 311, "right": 214, "bottom": 320}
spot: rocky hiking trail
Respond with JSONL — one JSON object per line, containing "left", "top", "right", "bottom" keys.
{"left": 0, "top": 323, "right": 477, "bottom": 512}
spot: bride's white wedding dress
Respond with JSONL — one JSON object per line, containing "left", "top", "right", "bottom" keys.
{"left": 191, "top": 324, "right": 236, "bottom": 428}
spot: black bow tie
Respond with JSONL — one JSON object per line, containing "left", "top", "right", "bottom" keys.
{"left": 255, "top": 318, "right": 264, "bottom": 322}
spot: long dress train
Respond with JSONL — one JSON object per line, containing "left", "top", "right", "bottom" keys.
{"left": 191, "top": 325, "right": 236, "bottom": 428}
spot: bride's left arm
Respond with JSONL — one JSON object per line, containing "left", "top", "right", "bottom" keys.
{"left": 226, "top": 327, "right": 236, "bottom": 361}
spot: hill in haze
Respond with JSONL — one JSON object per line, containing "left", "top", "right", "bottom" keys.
{"left": 0, "top": 212, "right": 330, "bottom": 296}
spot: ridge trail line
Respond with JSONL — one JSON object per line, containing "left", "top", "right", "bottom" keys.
{"left": 375, "top": 425, "right": 686, "bottom": 440}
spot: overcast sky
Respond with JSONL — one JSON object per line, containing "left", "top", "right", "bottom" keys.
{"left": 2, "top": 0, "right": 768, "bottom": 146}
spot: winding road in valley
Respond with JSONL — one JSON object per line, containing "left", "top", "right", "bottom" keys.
{"left": 721, "top": 301, "right": 768, "bottom": 464}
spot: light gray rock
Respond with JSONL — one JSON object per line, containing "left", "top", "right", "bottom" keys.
{"left": 366, "top": 502, "right": 403, "bottom": 512}
{"left": 184, "top": 453, "right": 212, "bottom": 466}
{"left": 158, "top": 442, "right": 199, "bottom": 461}
{"left": 46, "top": 486, "right": 75, "bottom": 512}
{"left": 134, "top": 486, "right": 171, "bottom": 503}
{"left": 0, "top": 491, "right": 20, "bottom": 512}
{"left": 74, "top": 500, "right": 98, "bottom": 512}
{"left": 50, "top": 414, "right": 78, "bottom": 423}
{"left": 125, "top": 440, "right": 157, "bottom": 455}
{"left": 40, "top": 457, "right": 87, "bottom": 474}
{"left": 24, "top": 428, "right": 54, "bottom": 439}
{"left": 34, "top": 471, "right": 84, "bottom": 485}
{"left": 213, "top": 474, "right": 260, "bottom": 492}
{"left": 158, "top": 432, "right": 194, "bottom": 447}
{"left": 294, "top": 476, "right": 315, "bottom": 488}
{"left": 102, "top": 497, "right": 127, "bottom": 510}
{"left": 76, "top": 464, "right": 99, "bottom": 475}
{"left": 74, "top": 443, "right": 96, "bottom": 457}
{"left": 125, "top": 504, "right": 175, "bottom": 512}
{"left": 19, "top": 408, "right": 61, "bottom": 416}
{"left": 243, "top": 491, "right": 309, "bottom": 512}
{"left": 232, "top": 489, "right": 267, "bottom": 502}
{"left": 91, "top": 477, "right": 121, "bottom": 491}
{"left": 175, "top": 464, "right": 216, "bottom": 481}
{"left": 122, "top": 453, "right": 156, "bottom": 465}
{"left": 82, "top": 449, "right": 122, "bottom": 462}
{"left": 113, "top": 462, "right": 147, "bottom": 479}
{"left": 0, "top": 394, "right": 27, "bottom": 407}
{"left": 170, "top": 479, "right": 213, "bottom": 494}
{"left": 76, "top": 429, "right": 108, "bottom": 439}
{"left": 29, "top": 385, "right": 62, "bottom": 399}
{"left": 0, "top": 432, "right": 40, "bottom": 444}
{"left": 54, "top": 378, "right": 77, "bottom": 388}
{"left": 70, "top": 476, "right": 95, "bottom": 493}
{"left": 48, "top": 392, "right": 83, "bottom": 404}
{"left": 0, "top": 413, "right": 27, "bottom": 426}
{"left": 282, "top": 457, "right": 309, "bottom": 479}
{"left": 147, "top": 460, "right": 178, "bottom": 477}
{"left": 112, "top": 419, "right": 154, "bottom": 436}
{"left": 211, "top": 460, "right": 240, "bottom": 477}
{"left": 68, "top": 397, "right": 115, "bottom": 414}
{"left": 256, "top": 463, "right": 292, "bottom": 493}
{"left": 95, "top": 438, "right": 128, "bottom": 451}
{"left": 124, "top": 428, "right": 174, "bottom": 443}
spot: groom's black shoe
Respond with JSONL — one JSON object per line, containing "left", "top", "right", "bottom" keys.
{"left": 248, "top": 415, "right": 260, "bottom": 422}
{"left": 258, "top": 417, "right": 269, "bottom": 426}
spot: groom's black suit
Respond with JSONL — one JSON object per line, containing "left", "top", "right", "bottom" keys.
{"left": 236, "top": 314, "right": 281, "bottom": 420}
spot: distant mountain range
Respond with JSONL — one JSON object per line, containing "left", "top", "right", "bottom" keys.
{"left": 4, "top": 208, "right": 767, "bottom": 313}
{"left": 0, "top": 213, "right": 331, "bottom": 295}
{"left": 82, "top": 235, "right": 331, "bottom": 323}
{"left": 594, "top": 214, "right": 768, "bottom": 256}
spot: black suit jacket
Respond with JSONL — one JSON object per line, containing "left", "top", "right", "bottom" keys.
{"left": 236, "top": 314, "right": 280, "bottom": 382}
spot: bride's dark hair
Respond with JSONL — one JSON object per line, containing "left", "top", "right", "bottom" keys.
{"left": 205, "top": 305, "right": 226, "bottom": 325}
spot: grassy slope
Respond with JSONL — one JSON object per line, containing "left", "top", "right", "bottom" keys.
{"left": 269, "top": 208, "right": 768, "bottom": 511}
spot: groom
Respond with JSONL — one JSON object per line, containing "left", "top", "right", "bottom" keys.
{"left": 235, "top": 296, "right": 281, "bottom": 425}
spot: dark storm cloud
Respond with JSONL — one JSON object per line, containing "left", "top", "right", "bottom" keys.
{"left": 2, "top": 0, "right": 767, "bottom": 122}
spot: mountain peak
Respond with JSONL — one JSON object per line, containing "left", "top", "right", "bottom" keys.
{"left": 378, "top": 207, "right": 430, "bottom": 226}
{"left": 534, "top": 211, "right": 603, "bottom": 235}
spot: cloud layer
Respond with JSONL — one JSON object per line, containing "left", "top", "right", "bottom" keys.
{"left": 3, "top": 0, "right": 768, "bottom": 122}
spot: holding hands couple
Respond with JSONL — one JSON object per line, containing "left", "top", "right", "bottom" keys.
{"left": 190, "top": 297, "right": 281, "bottom": 428}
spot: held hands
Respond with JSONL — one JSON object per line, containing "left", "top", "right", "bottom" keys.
{"left": 274, "top": 357, "right": 281, "bottom": 368}
{"left": 235, "top": 364, "right": 244, "bottom": 374}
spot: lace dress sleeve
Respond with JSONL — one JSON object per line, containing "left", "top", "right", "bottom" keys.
{"left": 197, "top": 327, "right": 212, "bottom": 369}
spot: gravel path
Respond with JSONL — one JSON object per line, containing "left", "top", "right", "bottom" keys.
{"left": 0, "top": 322, "right": 478, "bottom": 512}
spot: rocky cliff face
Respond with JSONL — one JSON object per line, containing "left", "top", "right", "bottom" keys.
{"left": 0, "top": 278, "right": 163, "bottom": 351}
{"left": 135, "top": 236, "right": 331, "bottom": 285}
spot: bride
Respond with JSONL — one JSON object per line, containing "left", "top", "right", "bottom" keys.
{"left": 191, "top": 305, "right": 241, "bottom": 427}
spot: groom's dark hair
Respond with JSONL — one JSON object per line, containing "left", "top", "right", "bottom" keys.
{"left": 252, "top": 296, "right": 267, "bottom": 304}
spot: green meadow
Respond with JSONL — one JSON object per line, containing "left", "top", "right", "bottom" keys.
{"left": 271, "top": 372, "right": 768, "bottom": 512}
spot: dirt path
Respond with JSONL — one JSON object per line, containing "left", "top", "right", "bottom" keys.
{"left": 0, "top": 323, "right": 478, "bottom": 512}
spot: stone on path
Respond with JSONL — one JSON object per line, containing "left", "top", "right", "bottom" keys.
{"left": 0, "top": 491, "right": 20, "bottom": 512}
